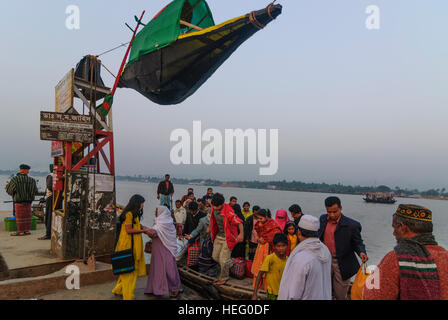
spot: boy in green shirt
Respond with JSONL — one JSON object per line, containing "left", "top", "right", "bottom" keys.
{"left": 252, "top": 233, "right": 288, "bottom": 300}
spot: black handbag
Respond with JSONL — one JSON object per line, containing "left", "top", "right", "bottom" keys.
{"left": 111, "top": 217, "right": 135, "bottom": 275}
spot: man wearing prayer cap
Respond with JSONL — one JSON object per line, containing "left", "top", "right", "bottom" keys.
{"left": 278, "top": 215, "right": 332, "bottom": 300}
{"left": 364, "top": 204, "right": 448, "bottom": 300}
{"left": 5, "top": 164, "right": 38, "bottom": 236}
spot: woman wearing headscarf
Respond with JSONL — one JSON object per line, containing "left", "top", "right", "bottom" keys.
{"left": 251, "top": 209, "right": 282, "bottom": 290}
{"left": 112, "top": 195, "right": 148, "bottom": 300}
{"left": 144, "top": 206, "right": 181, "bottom": 298}
{"left": 274, "top": 209, "right": 290, "bottom": 232}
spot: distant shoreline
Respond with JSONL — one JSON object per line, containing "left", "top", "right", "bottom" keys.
{"left": 1, "top": 171, "right": 446, "bottom": 201}
{"left": 115, "top": 175, "right": 448, "bottom": 202}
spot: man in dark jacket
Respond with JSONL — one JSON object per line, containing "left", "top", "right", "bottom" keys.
{"left": 318, "top": 196, "right": 368, "bottom": 300}
{"left": 289, "top": 204, "right": 303, "bottom": 226}
{"left": 157, "top": 174, "right": 174, "bottom": 210}
{"left": 182, "top": 201, "right": 206, "bottom": 238}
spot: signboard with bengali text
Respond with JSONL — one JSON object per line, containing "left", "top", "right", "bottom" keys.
{"left": 40, "top": 111, "right": 93, "bottom": 143}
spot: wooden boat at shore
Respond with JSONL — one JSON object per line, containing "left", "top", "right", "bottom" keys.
{"left": 178, "top": 266, "right": 266, "bottom": 300}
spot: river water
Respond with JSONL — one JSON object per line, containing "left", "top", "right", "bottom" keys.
{"left": 1, "top": 175, "right": 447, "bottom": 266}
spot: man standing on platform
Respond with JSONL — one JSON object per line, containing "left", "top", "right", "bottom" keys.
{"left": 364, "top": 204, "right": 448, "bottom": 300}
{"left": 318, "top": 196, "right": 368, "bottom": 300}
{"left": 39, "top": 164, "right": 54, "bottom": 240}
{"left": 210, "top": 193, "right": 244, "bottom": 285}
{"left": 6, "top": 164, "right": 38, "bottom": 236}
{"left": 157, "top": 174, "right": 174, "bottom": 210}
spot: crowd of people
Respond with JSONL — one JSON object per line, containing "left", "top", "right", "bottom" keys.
{"left": 166, "top": 185, "right": 367, "bottom": 300}
{"left": 110, "top": 175, "right": 445, "bottom": 300}
{"left": 3, "top": 168, "right": 446, "bottom": 301}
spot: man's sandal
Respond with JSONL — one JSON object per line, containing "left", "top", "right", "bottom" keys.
{"left": 11, "top": 232, "right": 26, "bottom": 236}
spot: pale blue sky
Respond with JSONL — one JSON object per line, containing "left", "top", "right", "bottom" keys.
{"left": 0, "top": 1, "right": 447, "bottom": 189}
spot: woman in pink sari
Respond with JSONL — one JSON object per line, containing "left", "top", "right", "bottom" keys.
{"left": 144, "top": 206, "right": 181, "bottom": 298}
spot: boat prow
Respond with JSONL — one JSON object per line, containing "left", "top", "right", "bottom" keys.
{"left": 178, "top": 266, "right": 267, "bottom": 300}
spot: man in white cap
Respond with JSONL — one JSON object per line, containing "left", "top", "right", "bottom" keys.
{"left": 278, "top": 215, "right": 332, "bottom": 300}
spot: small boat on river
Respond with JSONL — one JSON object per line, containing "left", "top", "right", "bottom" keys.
{"left": 363, "top": 192, "right": 396, "bottom": 204}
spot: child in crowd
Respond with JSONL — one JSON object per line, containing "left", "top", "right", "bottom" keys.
{"left": 251, "top": 209, "right": 282, "bottom": 290}
{"left": 241, "top": 202, "right": 253, "bottom": 221}
{"left": 252, "top": 233, "right": 288, "bottom": 300}
{"left": 244, "top": 205, "right": 261, "bottom": 262}
{"left": 283, "top": 221, "right": 298, "bottom": 256}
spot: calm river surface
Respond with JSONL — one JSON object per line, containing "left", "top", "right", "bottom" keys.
{"left": 2, "top": 175, "right": 447, "bottom": 266}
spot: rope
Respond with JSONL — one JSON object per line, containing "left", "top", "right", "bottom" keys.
{"left": 96, "top": 42, "right": 130, "bottom": 58}
{"left": 99, "top": 62, "right": 117, "bottom": 79}
{"left": 250, "top": 1, "right": 278, "bottom": 30}
{"left": 249, "top": 11, "right": 265, "bottom": 30}
{"left": 267, "top": 2, "right": 277, "bottom": 20}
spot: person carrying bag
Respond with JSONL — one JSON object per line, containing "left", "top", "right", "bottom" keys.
{"left": 350, "top": 262, "right": 371, "bottom": 300}
{"left": 112, "top": 195, "right": 149, "bottom": 300}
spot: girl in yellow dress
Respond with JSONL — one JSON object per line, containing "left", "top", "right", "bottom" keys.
{"left": 112, "top": 194, "right": 149, "bottom": 300}
{"left": 283, "top": 221, "right": 298, "bottom": 256}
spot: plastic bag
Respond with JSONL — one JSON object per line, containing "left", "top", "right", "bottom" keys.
{"left": 176, "top": 238, "right": 188, "bottom": 262}
{"left": 350, "top": 263, "right": 371, "bottom": 300}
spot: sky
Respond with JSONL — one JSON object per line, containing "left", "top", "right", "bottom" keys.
{"left": 0, "top": 0, "right": 447, "bottom": 190}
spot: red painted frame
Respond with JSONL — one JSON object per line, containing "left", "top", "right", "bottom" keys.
{"left": 63, "top": 130, "right": 115, "bottom": 174}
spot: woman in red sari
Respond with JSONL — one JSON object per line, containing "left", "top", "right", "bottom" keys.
{"left": 251, "top": 209, "right": 282, "bottom": 290}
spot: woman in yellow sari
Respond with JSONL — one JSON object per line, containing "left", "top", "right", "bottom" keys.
{"left": 112, "top": 194, "right": 149, "bottom": 300}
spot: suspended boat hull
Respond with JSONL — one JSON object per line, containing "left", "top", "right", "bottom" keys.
{"left": 118, "top": 4, "right": 282, "bottom": 105}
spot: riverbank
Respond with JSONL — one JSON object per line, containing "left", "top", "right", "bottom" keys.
{"left": 0, "top": 211, "right": 60, "bottom": 269}
{"left": 0, "top": 210, "right": 203, "bottom": 300}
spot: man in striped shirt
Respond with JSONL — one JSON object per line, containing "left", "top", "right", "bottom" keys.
{"left": 364, "top": 204, "right": 448, "bottom": 300}
{"left": 5, "top": 164, "right": 38, "bottom": 236}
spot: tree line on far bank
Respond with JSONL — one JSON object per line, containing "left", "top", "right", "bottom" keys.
{"left": 1, "top": 169, "right": 444, "bottom": 198}
{"left": 115, "top": 174, "right": 448, "bottom": 198}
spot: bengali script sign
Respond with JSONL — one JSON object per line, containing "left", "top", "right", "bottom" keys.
{"left": 40, "top": 111, "right": 93, "bottom": 143}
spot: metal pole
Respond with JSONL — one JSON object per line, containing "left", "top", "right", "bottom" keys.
{"left": 110, "top": 10, "right": 146, "bottom": 96}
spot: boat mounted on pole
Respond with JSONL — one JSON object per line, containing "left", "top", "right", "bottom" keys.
{"left": 117, "top": 0, "right": 283, "bottom": 105}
